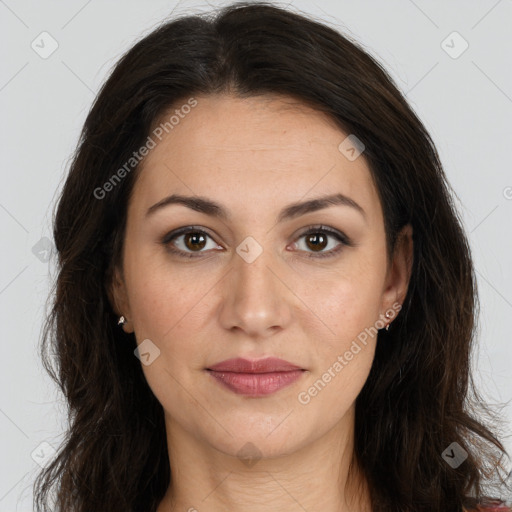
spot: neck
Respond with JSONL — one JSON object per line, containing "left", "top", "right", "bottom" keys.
{"left": 157, "top": 408, "right": 372, "bottom": 512}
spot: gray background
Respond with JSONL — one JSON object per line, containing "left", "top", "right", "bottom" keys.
{"left": 1, "top": 0, "right": 511, "bottom": 509}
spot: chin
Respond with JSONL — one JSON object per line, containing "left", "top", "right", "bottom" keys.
{"left": 203, "top": 420, "right": 309, "bottom": 462}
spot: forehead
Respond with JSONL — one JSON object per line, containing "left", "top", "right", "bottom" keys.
{"left": 130, "top": 94, "right": 381, "bottom": 225}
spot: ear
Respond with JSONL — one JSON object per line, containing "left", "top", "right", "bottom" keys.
{"left": 107, "top": 265, "right": 134, "bottom": 333}
{"left": 380, "top": 223, "right": 413, "bottom": 321}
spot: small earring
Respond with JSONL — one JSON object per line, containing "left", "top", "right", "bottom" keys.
{"left": 385, "top": 312, "right": 392, "bottom": 331}
{"left": 118, "top": 315, "right": 126, "bottom": 326}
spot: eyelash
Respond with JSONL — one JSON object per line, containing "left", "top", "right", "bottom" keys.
{"left": 161, "top": 225, "right": 352, "bottom": 260}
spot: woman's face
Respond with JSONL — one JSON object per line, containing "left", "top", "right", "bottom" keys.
{"left": 111, "top": 93, "right": 412, "bottom": 461}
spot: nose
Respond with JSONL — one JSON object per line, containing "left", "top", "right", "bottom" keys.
{"left": 218, "top": 243, "right": 293, "bottom": 339}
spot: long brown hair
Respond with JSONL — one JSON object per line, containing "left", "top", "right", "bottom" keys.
{"left": 33, "top": 2, "right": 510, "bottom": 510}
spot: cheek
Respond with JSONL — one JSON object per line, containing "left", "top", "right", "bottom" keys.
{"left": 294, "top": 256, "right": 384, "bottom": 402}
{"left": 123, "top": 252, "right": 222, "bottom": 393}
{"left": 296, "top": 277, "right": 380, "bottom": 417}
{"left": 123, "top": 257, "right": 212, "bottom": 405}
{"left": 124, "top": 246, "right": 210, "bottom": 338}
{"left": 305, "top": 267, "right": 383, "bottom": 345}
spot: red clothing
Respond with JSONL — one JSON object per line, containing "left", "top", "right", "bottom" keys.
{"left": 476, "top": 507, "right": 511, "bottom": 511}
{"left": 466, "top": 501, "right": 511, "bottom": 511}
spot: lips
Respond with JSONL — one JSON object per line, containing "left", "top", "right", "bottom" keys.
{"left": 206, "top": 357, "right": 305, "bottom": 396}
{"left": 207, "top": 357, "right": 303, "bottom": 373}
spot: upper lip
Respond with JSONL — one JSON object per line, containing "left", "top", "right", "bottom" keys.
{"left": 206, "top": 357, "right": 303, "bottom": 373}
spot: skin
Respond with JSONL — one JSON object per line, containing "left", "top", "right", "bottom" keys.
{"left": 110, "top": 93, "right": 413, "bottom": 512}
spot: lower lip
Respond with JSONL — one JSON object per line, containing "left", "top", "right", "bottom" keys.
{"left": 207, "top": 370, "right": 304, "bottom": 396}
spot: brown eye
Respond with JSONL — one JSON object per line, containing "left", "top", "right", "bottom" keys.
{"left": 163, "top": 225, "right": 351, "bottom": 260}
{"left": 183, "top": 232, "right": 207, "bottom": 251}
{"left": 162, "top": 227, "right": 219, "bottom": 258}
{"left": 304, "top": 232, "right": 328, "bottom": 252}
{"left": 294, "top": 226, "right": 350, "bottom": 259}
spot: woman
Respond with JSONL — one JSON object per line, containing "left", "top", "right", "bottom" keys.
{"left": 33, "top": 2, "right": 511, "bottom": 511}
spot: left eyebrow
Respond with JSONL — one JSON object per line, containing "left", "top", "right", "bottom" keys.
{"left": 146, "top": 192, "right": 367, "bottom": 223}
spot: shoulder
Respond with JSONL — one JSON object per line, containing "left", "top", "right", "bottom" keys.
{"left": 463, "top": 501, "right": 511, "bottom": 511}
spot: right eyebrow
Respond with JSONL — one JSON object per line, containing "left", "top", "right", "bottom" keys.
{"left": 146, "top": 192, "right": 367, "bottom": 224}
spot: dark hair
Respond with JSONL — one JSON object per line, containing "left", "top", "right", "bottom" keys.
{"left": 34, "top": 2, "right": 510, "bottom": 511}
